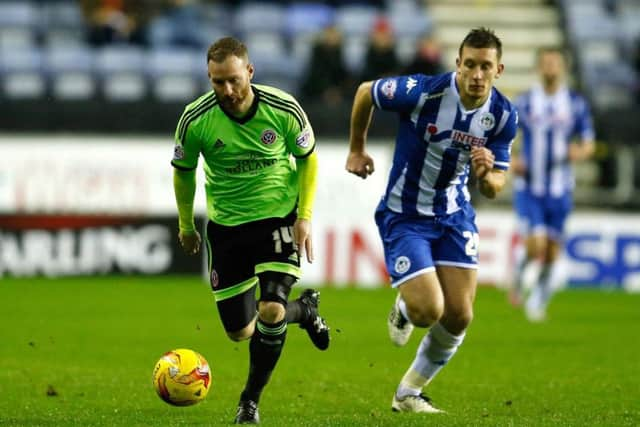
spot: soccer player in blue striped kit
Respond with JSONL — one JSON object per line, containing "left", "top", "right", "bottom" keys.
{"left": 509, "top": 47, "right": 594, "bottom": 321}
{"left": 346, "top": 28, "right": 517, "bottom": 413}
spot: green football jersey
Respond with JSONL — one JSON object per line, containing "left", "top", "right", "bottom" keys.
{"left": 171, "top": 84, "right": 315, "bottom": 226}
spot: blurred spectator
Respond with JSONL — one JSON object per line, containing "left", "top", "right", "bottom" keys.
{"left": 403, "top": 34, "right": 445, "bottom": 76}
{"left": 360, "top": 17, "right": 400, "bottom": 82}
{"left": 80, "top": 0, "right": 156, "bottom": 46}
{"left": 300, "top": 25, "right": 353, "bottom": 106}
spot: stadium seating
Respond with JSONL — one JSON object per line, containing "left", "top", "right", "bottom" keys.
{"left": 234, "top": 2, "right": 286, "bottom": 35}
{"left": 147, "top": 47, "right": 202, "bottom": 102}
{"left": 284, "top": 3, "right": 335, "bottom": 37}
{"left": 0, "top": 0, "right": 637, "bottom": 113}
{"left": 94, "top": 46, "right": 147, "bottom": 101}
{"left": 0, "top": 48, "right": 45, "bottom": 99}
{"left": 45, "top": 45, "right": 95, "bottom": 100}
{"left": 560, "top": 0, "right": 639, "bottom": 109}
{"left": 0, "top": 1, "right": 421, "bottom": 102}
{"left": 0, "top": 2, "right": 39, "bottom": 29}
{"left": 335, "top": 4, "right": 379, "bottom": 38}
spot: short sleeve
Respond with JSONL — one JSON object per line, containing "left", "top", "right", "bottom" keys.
{"left": 488, "top": 108, "right": 518, "bottom": 171}
{"left": 284, "top": 99, "right": 315, "bottom": 158}
{"left": 171, "top": 112, "right": 200, "bottom": 171}
{"left": 371, "top": 74, "right": 426, "bottom": 114}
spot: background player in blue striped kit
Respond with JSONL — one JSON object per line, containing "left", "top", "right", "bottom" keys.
{"left": 509, "top": 47, "right": 595, "bottom": 321}
{"left": 346, "top": 27, "right": 517, "bottom": 413}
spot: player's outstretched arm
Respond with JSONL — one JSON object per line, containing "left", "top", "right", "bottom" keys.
{"left": 346, "top": 81, "right": 375, "bottom": 179}
{"left": 295, "top": 151, "right": 318, "bottom": 263}
{"left": 173, "top": 168, "right": 201, "bottom": 255}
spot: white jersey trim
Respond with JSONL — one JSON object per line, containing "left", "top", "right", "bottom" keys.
{"left": 411, "top": 92, "right": 429, "bottom": 125}
{"left": 387, "top": 165, "right": 408, "bottom": 213}
{"left": 433, "top": 260, "right": 478, "bottom": 269}
{"left": 391, "top": 267, "right": 436, "bottom": 288}
{"left": 495, "top": 108, "right": 512, "bottom": 135}
{"left": 372, "top": 79, "right": 381, "bottom": 108}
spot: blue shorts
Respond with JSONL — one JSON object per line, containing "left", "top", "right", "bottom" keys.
{"left": 375, "top": 203, "right": 479, "bottom": 288}
{"left": 513, "top": 190, "right": 571, "bottom": 240}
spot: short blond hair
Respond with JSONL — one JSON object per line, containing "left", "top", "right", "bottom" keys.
{"left": 207, "top": 37, "right": 249, "bottom": 63}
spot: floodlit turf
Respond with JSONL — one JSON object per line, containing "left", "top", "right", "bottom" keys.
{"left": 1, "top": 276, "right": 638, "bottom": 426}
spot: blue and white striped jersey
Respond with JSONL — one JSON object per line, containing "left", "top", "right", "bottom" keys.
{"left": 372, "top": 72, "right": 517, "bottom": 217}
{"left": 514, "top": 83, "right": 594, "bottom": 198}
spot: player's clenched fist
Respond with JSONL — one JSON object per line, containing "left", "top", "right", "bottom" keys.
{"left": 179, "top": 230, "right": 201, "bottom": 255}
{"left": 346, "top": 151, "right": 375, "bottom": 179}
{"left": 470, "top": 146, "right": 495, "bottom": 179}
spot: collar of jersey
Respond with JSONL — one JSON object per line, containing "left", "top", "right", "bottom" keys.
{"left": 219, "top": 86, "right": 260, "bottom": 124}
{"left": 450, "top": 72, "right": 493, "bottom": 115}
{"left": 532, "top": 82, "right": 569, "bottom": 101}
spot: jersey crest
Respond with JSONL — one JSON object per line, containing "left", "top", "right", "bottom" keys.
{"left": 296, "top": 129, "right": 311, "bottom": 148}
{"left": 475, "top": 111, "right": 495, "bottom": 131}
{"left": 381, "top": 79, "right": 397, "bottom": 99}
{"left": 173, "top": 145, "right": 184, "bottom": 160}
{"left": 260, "top": 129, "right": 277, "bottom": 145}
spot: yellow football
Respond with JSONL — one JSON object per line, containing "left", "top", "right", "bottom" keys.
{"left": 152, "top": 348, "right": 211, "bottom": 406}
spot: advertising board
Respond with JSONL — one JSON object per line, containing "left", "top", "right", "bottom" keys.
{"left": 1, "top": 137, "right": 637, "bottom": 290}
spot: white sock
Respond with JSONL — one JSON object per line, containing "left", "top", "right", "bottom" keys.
{"left": 526, "top": 261, "right": 554, "bottom": 314}
{"left": 396, "top": 369, "right": 427, "bottom": 398}
{"left": 547, "top": 258, "right": 566, "bottom": 293}
{"left": 396, "top": 323, "right": 465, "bottom": 398}
{"left": 533, "top": 259, "right": 564, "bottom": 311}
{"left": 512, "top": 243, "right": 528, "bottom": 295}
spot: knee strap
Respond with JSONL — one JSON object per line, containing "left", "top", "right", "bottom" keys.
{"left": 258, "top": 272, "right": 296, "bottom": 306}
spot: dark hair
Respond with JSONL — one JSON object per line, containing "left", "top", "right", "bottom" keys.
{"left": 458, "top": 27, "right": 502, "bottom": 59}
{"left": 207, "top": 37, "right": 249, "bottom": 63}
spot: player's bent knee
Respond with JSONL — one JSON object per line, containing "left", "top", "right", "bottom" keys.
{"left": 527, "top": 237, "right": 547, "bottom": 260}
{"left": 526, "top": 245, "right": 543, "bottom": 260}
{"left": 544, "top": 243, "right": 561, "bottom": 264}
{"left": 406, "top": 301, "right": 444, "bottom": 328}
{"left": 258, "top": 272, "right": 295, "bottom": 306}
{"left": 258, "top": 301, "right": 286, "bottom": 324}
{"left": 456, "top": 310, "right": 474, "bottom": 330}
{"left": 443, "top": 308, "right": 473, "bottom": 334}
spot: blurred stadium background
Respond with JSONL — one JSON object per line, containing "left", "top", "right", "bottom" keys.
{"left": 1, "top": 0, "right": 639, "bottom": 425}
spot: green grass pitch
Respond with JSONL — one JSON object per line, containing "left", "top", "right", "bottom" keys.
{"left": 1, "top": 276, "right": 638, "bottom": 426}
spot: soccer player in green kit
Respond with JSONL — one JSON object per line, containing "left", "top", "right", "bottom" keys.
{"left": 171, "top": 37, "right": 329, "bottom": 425}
